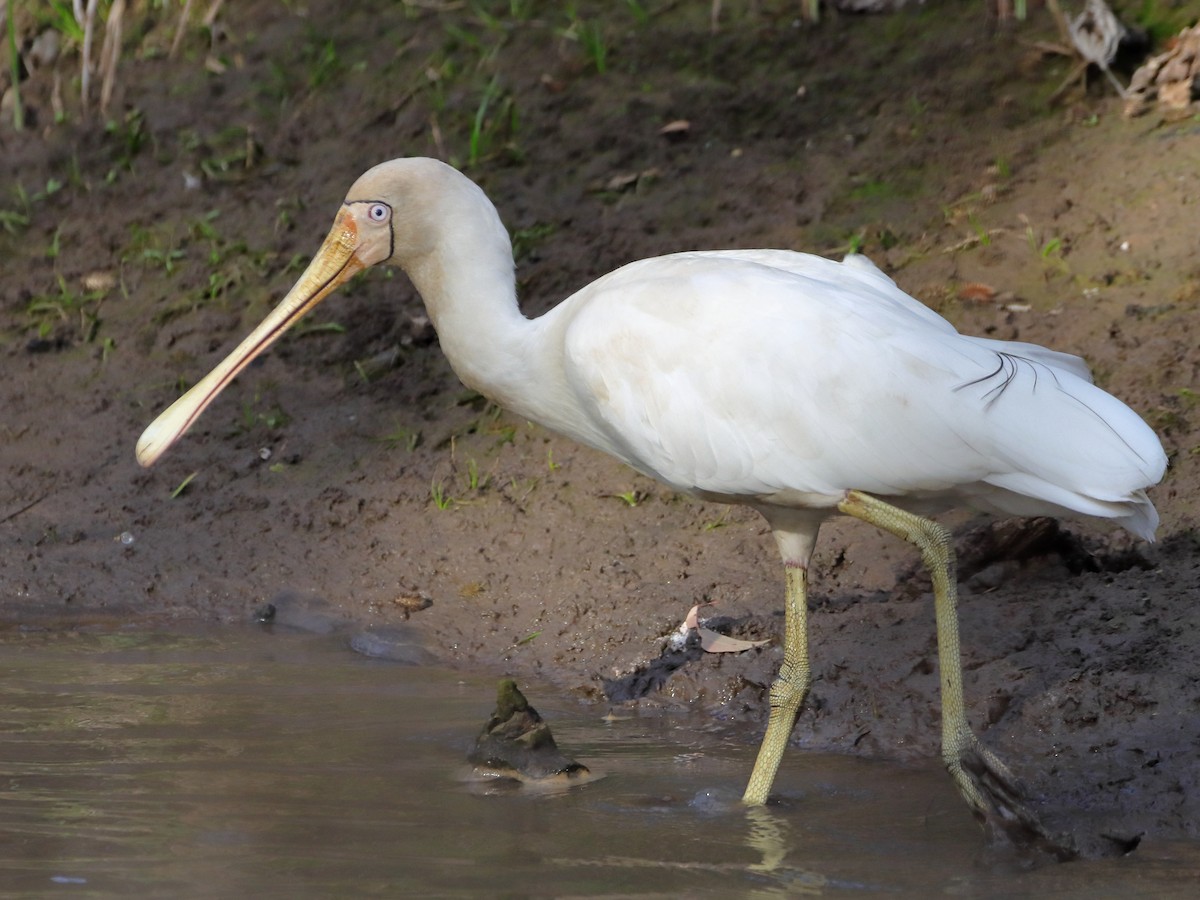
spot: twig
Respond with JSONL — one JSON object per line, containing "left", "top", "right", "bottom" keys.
{"left": 1045, "top": 0, "right": 1073, "bottom": 46}
{"left": 203, "top": 0, "right": 225, "bottom": 28}
{"left": 169, "top": 0, "right": 195, "bottom": 58}
{"left": 4, "top": 0, "right": 23, "bottom": 130}
{"left": 942, "top": 229, "right": 1008, "bottom": 254}
{"left": 79, "top": 0, "right": 99, "bottom": 113}
{"left": 98, "top": 0, "right": 124, "bottom": 114}
{"left": 0, "top": 494, "right": 48, "bottom": 526}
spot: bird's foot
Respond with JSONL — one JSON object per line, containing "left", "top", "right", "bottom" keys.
{"left": 948, "top": 738, "right": 1080, "bottom": 862}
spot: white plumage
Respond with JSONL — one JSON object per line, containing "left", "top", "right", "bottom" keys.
{"left": 546, "top": 249, "right": 1160, "bottom": 538}
{"left": 137, "top": 158, "right": 1166, "bottom": 845}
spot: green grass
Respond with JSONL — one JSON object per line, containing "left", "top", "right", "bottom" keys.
{"left": 611, "top": 489, "right": 647, "bottom": 507}
{"left": 848, "top": 179, "right": 900, "bottom": 202}
{"left": 170, "top": 472, "right": 199, "bottom": 499}
{"left": 239, "top": 396, "right": 290, "bottom": 433}
{"left": 26, "top": 274, "right": 109, "bottom": 343}
{"left": 623, "top": 0, "right": 649, "bottom": 26}
{"left": 104, "top": 109, "right": 150, "bottom": 181}
{"left": 465, "top": 457, "right": 489, "bottom": 492}
{"left": 45, "top": 227, "right": 63, "bottom": 260}
{"left": 431, "top": 480, "right": 454, "bottom": 510}
{"left": 0, "top": 205, "right": 29, "bottom": 234}
{"left": 379, "top": 423, "right": 422, "bottom": 452}
{"left": 465, "top": 76, "right": 520, "bottom": 168}
{"left": 511, "top": 222, "right": 555, "bottom": 262}
{"left": 1134, "top": 0, "right": 1197, "bottom": 42}
{"left": 575, "top": 19, "right": 607, "bottom": 73}
{"left": 304, "top": 37, "right": 343, "bottom": 90}
{"left": 968, "top": 212, "right": 990, "bottom": 247}
{"left": 1025, "top": 225, "right": 1070, "bottom": 277}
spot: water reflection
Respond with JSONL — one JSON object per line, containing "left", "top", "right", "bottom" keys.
{"left": 0, "top": 627, "right": 1196, "bottom": 896}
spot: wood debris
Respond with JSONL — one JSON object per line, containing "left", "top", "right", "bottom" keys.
{"left": 1124, "top": 24, "right": 1200, "bottom": 117}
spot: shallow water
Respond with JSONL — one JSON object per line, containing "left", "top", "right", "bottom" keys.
{"left": 1, "top": 627, "right": 1196, "bottom": 898}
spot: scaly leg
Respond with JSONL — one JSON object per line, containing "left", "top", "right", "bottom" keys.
{"left": 743, "top": 562, "right": 810, "bottom": 806}
{"left": 742, "top": 517, "right": 821, "bottom": 806}
{"left": 836, "top": 490, "right": 1068, "bottom": 852}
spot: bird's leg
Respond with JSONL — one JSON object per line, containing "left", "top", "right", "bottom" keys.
{"left": 836, "top": 490, "right": 1066, "bottom": 851}
{"left": 743, "top": 561, "right": 811, "bottom": 806}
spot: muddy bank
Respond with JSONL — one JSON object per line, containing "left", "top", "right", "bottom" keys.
{"left": 2, "top": 0, "right": 1199, "bottom": 852}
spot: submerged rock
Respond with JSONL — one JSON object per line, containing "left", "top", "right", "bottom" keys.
{"left": 348, "top": 627, "right": 436, "bottom": 666}
{"left": 468, "top": 680, "right": 589, "bottom": 781}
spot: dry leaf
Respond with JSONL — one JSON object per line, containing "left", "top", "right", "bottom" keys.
{"left": 683, "top": 604, "right": 769, "bottom": 654}
{"left": 82, "top": 271, "right": 117, "bottom": 292}
{"left": 606, "top": 172, "right": 640, "bottom": 192}
{"left": 699, "top": 630, "right": 768, "bottom": 653}
{"left": 957, "top": 282, "right": 997, "bottom": 303}
{"left": 602, "top": 169, "right": 661, "bottom": 193}
{"left": 659, "top": 119, "right": 690, "bottom": 139}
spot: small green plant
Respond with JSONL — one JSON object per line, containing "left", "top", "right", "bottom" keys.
{"left": 0, "top": 206, "right": 30, "bottom": 234}
{"left": 431, "top": 479, "right": 454, "bottom": 510}
{"left": 45, "top": 227, "right": 63, "bottom": 260}
{"left": 623, "top": 0, "right": 650, "bottom": 25}
{"left": 142, "top": 245, "right": 187, "bottom": 275}
{"left": 575, "top": 19, "right": 607, "bottom": 73}
{"left": 191, "top": 127, "right": 262, "bottom": 182}
{"left": 305, "top": 38, "right": 343, "bottom": 90}
{"left": 26, "top": 274, "right": 108, "bottom": 342}
{"left": 511, "top": 222, "right": 555, "bottom": 261}
{"left": 492, "top": 424, "right": 517, "bottom": 446}
{"left": 508, "top": 0, "right": 537, "bottom": 18}
{"left": 547, "top": 448, "right": 560, "bottom": 471}
{"left": 124, "top": 223, "right": 184, "bottom": 273}
{"left": 1025, "top": 226, "right": 1070, "bottom": 276}
{"left": 466, "top": 76, "right": 519, "bottom": 168}
{"left": 1, "top": 179, "right": 63, "bottom": 234}
{"left": 611, "top": 489, "right": 648, "bottom": 507}
{"left": 239, "top": 396, "right": 289, "bottom": 432}
{"left": 703, "top": 514, "right": 729, "bottom": 532}
{"left": 34, "top": 179, "right": 64, "bottom": 202}
{"left": 170, "top": 471, "right": 199, "bottom": 499}
{"left": 465, "top": 457, "right": 489, "bottom": 492}
{"left": 379, "top": 422, "right": 421, "bottom": 451}
{"left": 104, "top": 109, "right": 150, "bottom": 181}
{"left": 968, "top": 212, "right": 991, "bottom": 247}
{"left": 848, "top": 179, "right": 895, "bottom": 202}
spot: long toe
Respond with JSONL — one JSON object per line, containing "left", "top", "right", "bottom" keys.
{"left": 954, "top": 742, "right": 1079, "bottom": 861}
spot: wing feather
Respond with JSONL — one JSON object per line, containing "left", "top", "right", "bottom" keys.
{"left": 555, "top": 251, "right": 1165, "bottom": 536}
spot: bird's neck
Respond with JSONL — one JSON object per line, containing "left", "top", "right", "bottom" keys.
{"left": 403, "top": 225, "right": 538, "bottom": 415}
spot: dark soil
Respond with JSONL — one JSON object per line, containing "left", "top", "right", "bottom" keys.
{"left": 3, "top": 0, "right": 1199, "bottom": 858}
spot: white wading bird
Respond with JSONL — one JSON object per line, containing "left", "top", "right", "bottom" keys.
{"left": 137, "top": 158, "right": 1166, "bottom": 843}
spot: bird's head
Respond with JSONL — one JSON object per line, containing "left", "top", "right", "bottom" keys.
{"left": 134, "top": 158, "right": 459, "bottom": 468}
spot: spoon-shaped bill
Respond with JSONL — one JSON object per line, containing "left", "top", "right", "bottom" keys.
{"left": 136, "top": 211, "right": 363, "bottom": 468}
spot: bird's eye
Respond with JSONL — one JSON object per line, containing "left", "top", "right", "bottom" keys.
{"left": 368, "top": 203, "right": 390, "bottom": 223}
